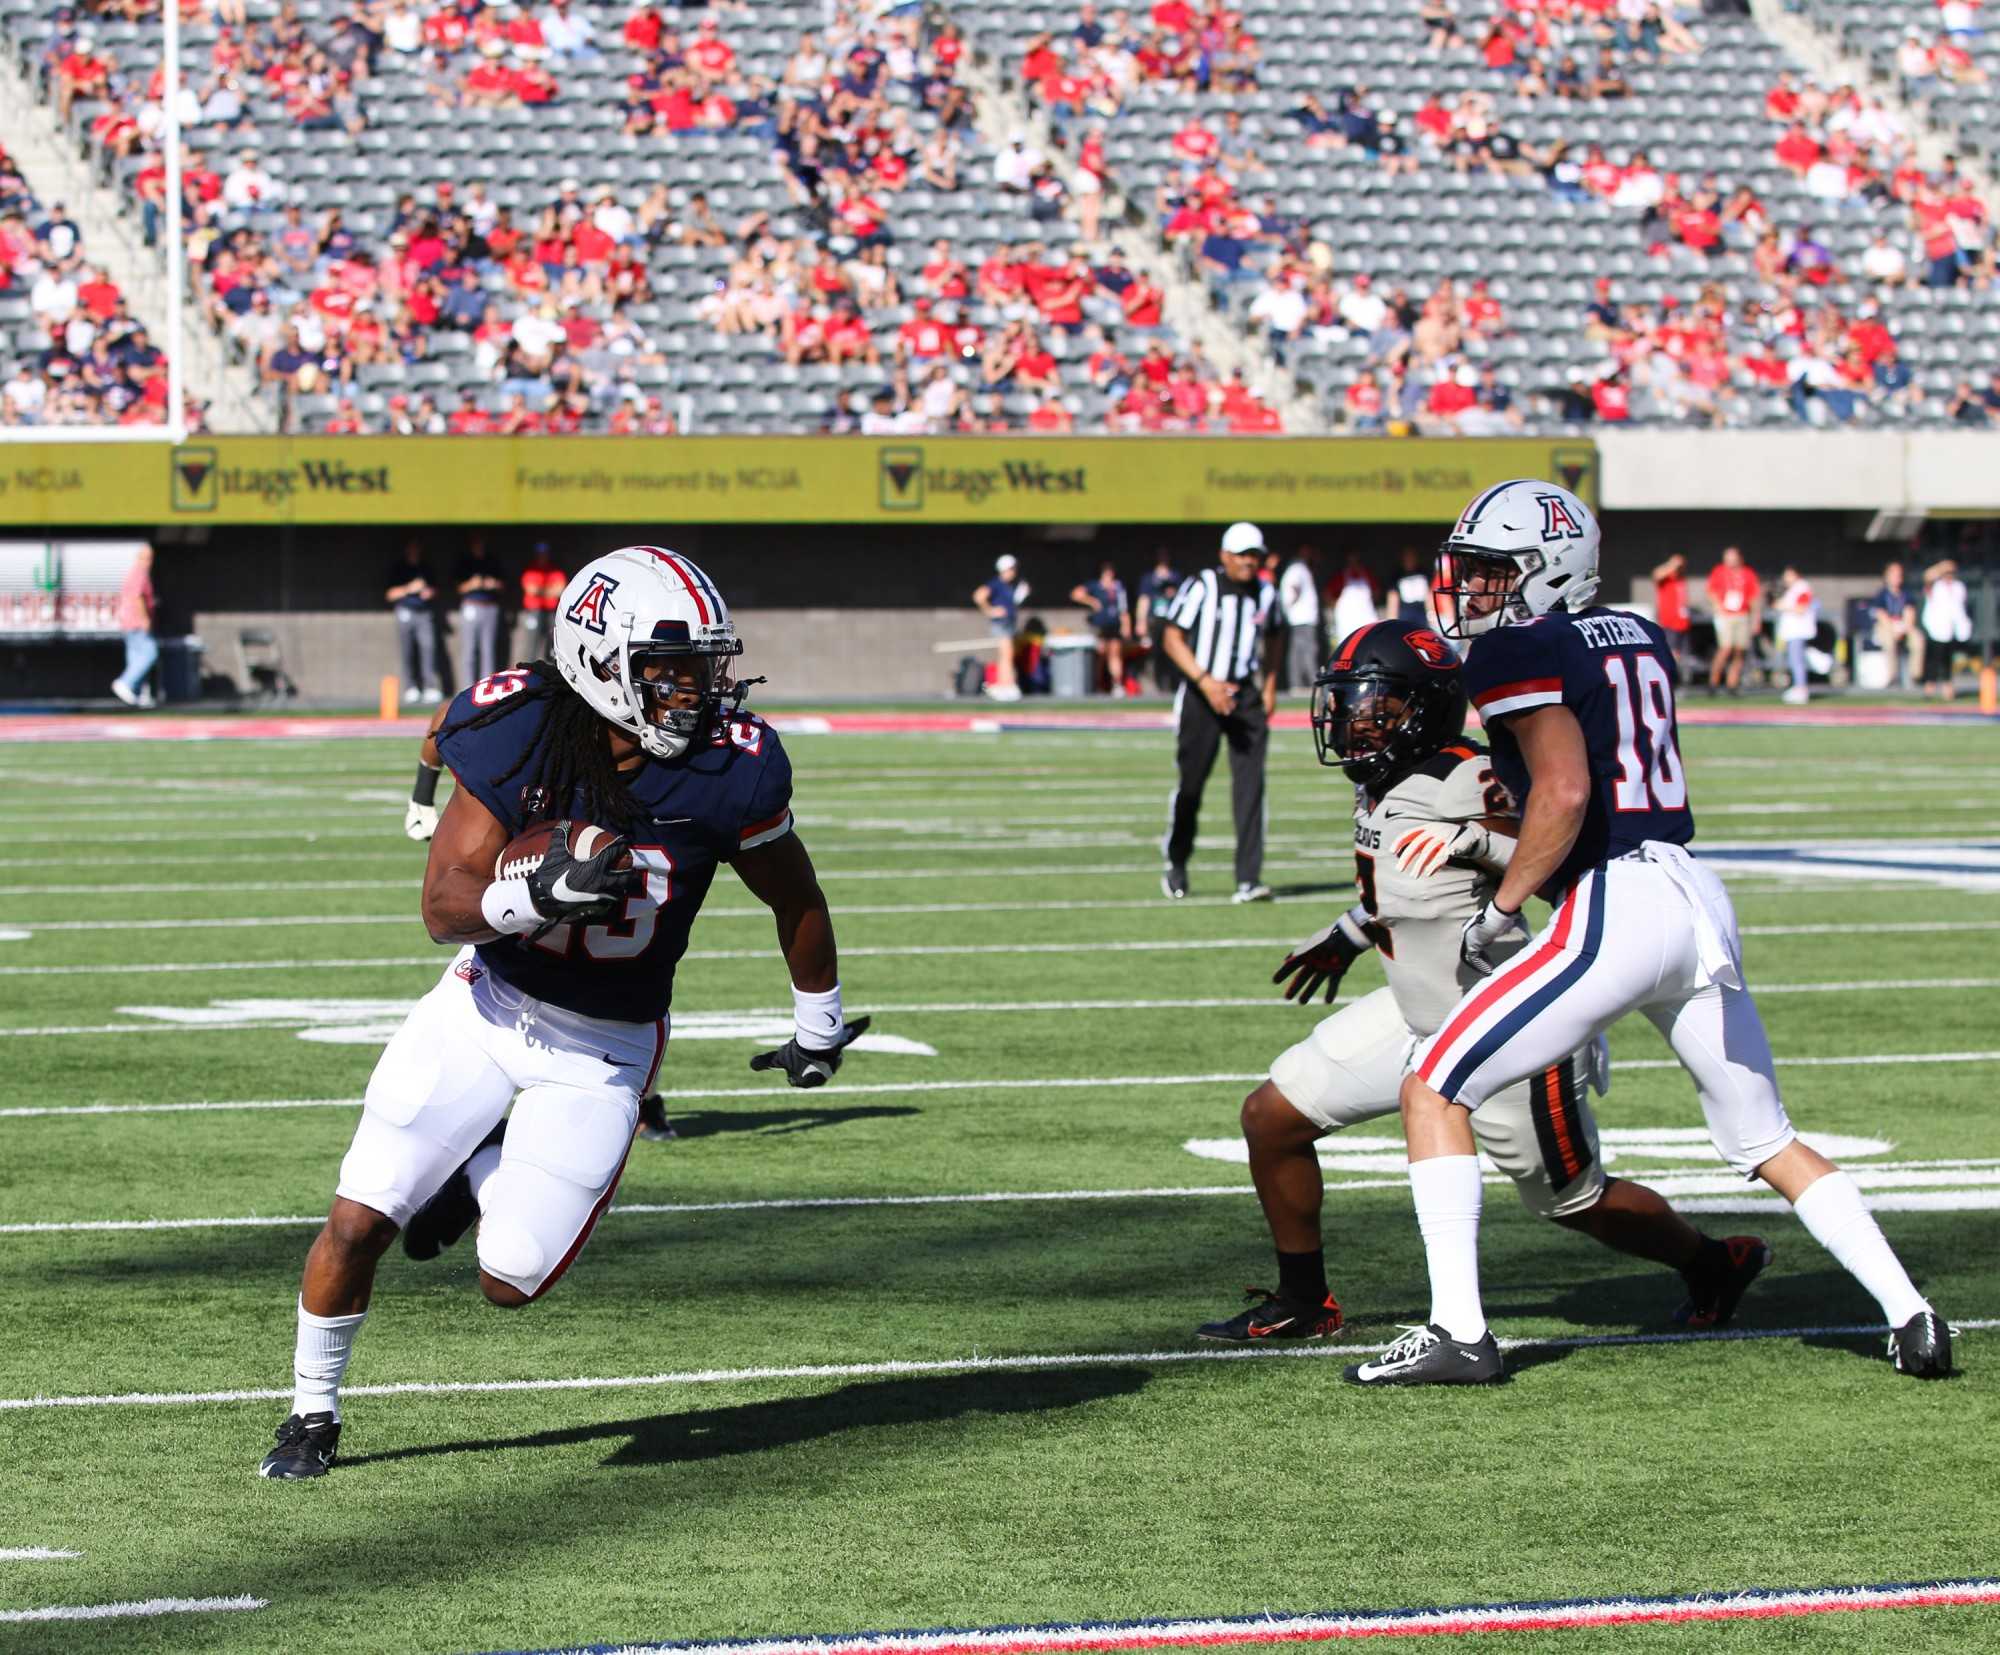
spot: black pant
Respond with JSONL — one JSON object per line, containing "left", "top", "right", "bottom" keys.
{"left": 1165, "top": 685, "right": 1267, "bottom": 886}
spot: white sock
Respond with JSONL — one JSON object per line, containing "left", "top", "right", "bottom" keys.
{"left": 292, "top": 1298, "right": 366, "bottom": 1421}
{"left": 1410, "top": 1155, "right": 1486, "bottom": 1343}
{"left": 466, "top": 1143, "right": 503, "bottom": 1209}
{"left": 1792, "top": 1171, "right": 1930, "bottom": 1327}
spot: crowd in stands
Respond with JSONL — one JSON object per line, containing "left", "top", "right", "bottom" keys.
{"left": 0, "top": 142, "right": 200, "bottom": 430}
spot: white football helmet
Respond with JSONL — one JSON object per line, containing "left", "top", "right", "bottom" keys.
{"left": 1434, "top": 478, "right": 1601, "bottom": 638}
{"left": 550, "top": 545, "right": 745, "bottom": 760}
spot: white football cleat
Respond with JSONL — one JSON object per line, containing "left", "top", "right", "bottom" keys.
{"left": 404, "top": 802, "right": 438, "bottom": 841}
{"left": 110, "top": 679, "right": 138, "bottom": 706}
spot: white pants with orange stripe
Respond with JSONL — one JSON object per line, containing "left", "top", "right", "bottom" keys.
{"left": 1410, "top": 849, "right": 1797, "bottom": 1178}
{"left": 1270, "top": 986, "right": 1606, "bottom": 1219}
{"left": 336, "top": 946, "right": 662, "bottom": 1298}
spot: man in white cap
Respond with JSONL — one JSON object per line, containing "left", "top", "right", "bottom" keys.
{"left": 1159, "top": 522, "right": 1279, "bottom": 901}
{"left": 973, "top": 553, "right": 1030, "bottom": 701}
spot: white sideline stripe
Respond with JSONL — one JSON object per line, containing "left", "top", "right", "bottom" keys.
{"left": 5, "top": 984, "right": 1998, "bottom": 1040}
{"left": 6, "top": 911, "right": 1995, "bottom": 940}
{"left": 0, "top": 1595, "right": 266, "bottom": 1624}
{"left": 13, "top": 1156, "right": 2000, "bottom": 1234}
{"left": 0, "top": 1548, "right": 80, "bottom": 1561}
{"left": 4, "top": 1321, "right": 1994, "bottom": 1413}
{"left": 7, "top": 1048, "right": 2000, "bottom": 1120}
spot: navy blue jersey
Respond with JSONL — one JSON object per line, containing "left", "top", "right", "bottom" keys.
{"left": 1463, "top": 607, "right": 1693, "bottom": 899}
{"left": 437, "top": 667, "right": 794, "bottom": 1024}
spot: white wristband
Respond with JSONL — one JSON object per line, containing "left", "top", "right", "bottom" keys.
{"left": 1335, "top": 906, "right": 1374, "bottom": 950}
{"left": 480, "top": 877, "right": 541, "bottom": 937}
{"left": 793, "top": 982, "right": 844, "bottom": 1052}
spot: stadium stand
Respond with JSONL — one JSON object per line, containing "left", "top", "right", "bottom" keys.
{"left": 1, "top": 0, "right": 1995, "bottom": 431}
{"left": 976, "top": 0, "right": 1997, "bottom": 429}
{"left": 3, "top": 0, "right": 1249, "bottom": 434}
{"left": 0, "top": 137, "right": 193, "bottom": 428}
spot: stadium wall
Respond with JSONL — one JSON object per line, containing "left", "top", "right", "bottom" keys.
{"left": 4, "top": 435, "right": 1996, "bottom": 701}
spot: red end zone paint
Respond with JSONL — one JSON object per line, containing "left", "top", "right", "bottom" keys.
{"left": 482, "top": 1580, "right": 2000, "bottom": 1655}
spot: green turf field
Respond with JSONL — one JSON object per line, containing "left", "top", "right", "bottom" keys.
{"left": 0, "top": 715, "right": 1996, "bottom": 1654}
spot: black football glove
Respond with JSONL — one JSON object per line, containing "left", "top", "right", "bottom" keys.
{"left": 749, "top": 1015, "right": 871, "bottom": 1089}
{"left": 524, "top": 822, "right": 646, "bottom": 934}
{"left": 1272, "top": 909, "right": 1375, "bottom": 1005}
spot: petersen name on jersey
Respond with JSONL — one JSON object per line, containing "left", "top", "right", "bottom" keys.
{"left": 1461, "top": 608, "right": 1693, "bottom": 899}
{"left": 437, "top": 666, "right": 794, "bottom": 1024}
{"left": 1356, "top": 744, "right": 1518, "bottom": 1037}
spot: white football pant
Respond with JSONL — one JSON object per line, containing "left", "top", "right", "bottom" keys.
{"left": 1271, "top": 985, "right": 1605, "bottom": 1219}
{"left": 1410, "top": 843, "right": 1797, "bottom": 1178}
{"left": 336, "top": 946, "right": 663, "bottom": 1297}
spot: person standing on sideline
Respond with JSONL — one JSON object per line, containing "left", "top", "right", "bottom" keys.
{"left": 1136, "top": 550, "right": 1183, "bottom": 692}
{"left": 1705, "top": 546, "right": 1760, "bottom": 695}
{"left": 455, "top": 534, "right": 506, "bottom": 687}
{"left": 1870, "top": 561, "right": 1923, "bottom": 690}
{"left": 1160, "top": 521, "right": 1280, "bottom": 904}
{"left": 1278, "top": 545, "right": 1323, "bottom": 690}
{"left": 1393, "top": 547, "right": 1430, "bottom": 624}
{"left": 1651, "top": 553, "right": 1690, "bottom": 680}
{"left": 516, "top": 542, "right": 566, "bottom": 663}
{"left": 1328, "top": 553, "right": 1380, "bottom": 643}
{"left": 1774, "top": 564, "right": 1818, "bottom": 706}
{"left": 1921, "top": 558, "right": 1972, "bottom": 700}
{"left": 974, "top": 553, "right": 1029, "bottom": 701}
{"left": 388, "top": 541, "right": 443, "bottom": 704}
{"left": 1070, "top": 560, "right": 1131, "bottom": 695}
{"left": 109, "top": 544, "right": 157, "bottom": 708}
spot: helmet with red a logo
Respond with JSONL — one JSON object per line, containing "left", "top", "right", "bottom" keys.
{"left": 1434, "top": 477, "right": 1601, "bottom": 638}
{"left": 1311, "top": 620, "right": 1468, "bottom": 788}
{"left": 551, "top": 545, "right": 745, "bottom": 760}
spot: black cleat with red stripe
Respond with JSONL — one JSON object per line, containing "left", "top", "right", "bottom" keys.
{"left": 1674, "top": 1234, "right": 1772, "bottom": 1330}
{"left": 1196, "top": 1286, "right": 1344, "bottom": 1344}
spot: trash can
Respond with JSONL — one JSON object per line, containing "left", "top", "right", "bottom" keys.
{"left": 1047, "top": 635, "right": 1095, "bottom": 699}
{"left": 156, "top": 635, "right": 206, "bottom": 703}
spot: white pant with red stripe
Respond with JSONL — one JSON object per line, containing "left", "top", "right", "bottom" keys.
{"left": 1410, "top": 845, "right": 1797, "bottom": 1178}
{"left": 336, "top": 946, "right": 663, "bottom": 1297}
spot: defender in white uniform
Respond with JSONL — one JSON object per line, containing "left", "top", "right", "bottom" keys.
{"left": 1198, "top": 621, "right": 1768, "bottom": 1344}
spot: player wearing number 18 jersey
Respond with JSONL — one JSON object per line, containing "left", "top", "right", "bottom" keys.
{"left": 258, "top": 546, "right": 868, "bottom": 1479}
{"left": 1348, "top": 479, "right": 1950, "bottom": 1387}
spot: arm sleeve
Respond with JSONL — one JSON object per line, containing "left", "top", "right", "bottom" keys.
{"left": 729, "top": 726, "right": 796, "bottom": 856}
{"left": 1462, "top": 625, "right": 1564, "bottom": 721}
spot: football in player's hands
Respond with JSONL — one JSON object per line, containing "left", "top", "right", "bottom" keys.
{"left": 750, "top": 1015, "right": 871, "bottom": 1089}
{"left": 496, "top": 820, "right": 644, "bottom": 926}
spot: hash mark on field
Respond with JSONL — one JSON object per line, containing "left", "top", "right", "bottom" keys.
{"left": 2, "top": 1322, "right": 1992, "bottom": 1412}
{"left": 477, "top": 1579, "right": 2000, "bottom": 1655}
{"left": 0, "top": 1548, "right": 81, "bottom": 1561}
{"left": 0, "top": 1594, "right": 265, "bottom": 1624}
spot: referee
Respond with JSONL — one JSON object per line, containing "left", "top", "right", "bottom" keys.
{"left": 1159, "top": 521, "right": 1279, "bottom": 903}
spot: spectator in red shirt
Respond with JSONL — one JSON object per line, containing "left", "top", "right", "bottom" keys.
{"left": 448, "top": 391, "right": 494, "bottom": 434}
{"left": 1774, "top": 126, "right": 1820, "bottom": 175}
{"left": 56, "top": 35, "right": 109, "bottom": 121}
{"left": 1591, "top": 370, "right": 1631, "bottom": 422}
{"left": 1650, "top": 553, "right": 1690, "bottom": 677}
{"left": 920, "top": 238, "right": 969, "bottom": 299}
{"left": 1171, "top": 118, "right": 1219, "bottom": 166}
{"left": 1026, "top": 397, "right": 1073, "bottom": 431}
{"left": 897, "top": 297, "right": 949, "bottom": 360}
{"left": 1705, "top": 548, "right": 1762, "bottom": 693}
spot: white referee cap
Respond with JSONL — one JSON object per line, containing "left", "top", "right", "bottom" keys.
{"left": 1220, "top": 521, "right": 1265, "bottom": 555}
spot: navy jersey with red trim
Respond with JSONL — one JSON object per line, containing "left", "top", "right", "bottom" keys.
{"left": 436, "top": 666, "right": 794, "bottom": 1024}
{"left": 1462, "top": 607, "right": 1693, "bottom": 897}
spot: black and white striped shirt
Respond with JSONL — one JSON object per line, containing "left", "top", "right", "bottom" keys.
{"left": 1165, "top": 568, "right": 1278, "bottom": 684}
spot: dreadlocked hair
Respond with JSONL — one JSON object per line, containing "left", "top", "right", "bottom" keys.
{"left": 435, "top": 659, "right": 651, "bottom": 836}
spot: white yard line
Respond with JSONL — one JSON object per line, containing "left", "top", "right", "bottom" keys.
{"left": 2, "top": 1321, "right": 1993, "bottom": 1413}
{"left": 0, "top": 1548, "right": 80, "bottom": 1561}
{"left": 3, "top": 915, "right": 1992, "bottom": 946}
{"left": 11, "top": 1156, "right": 2000, "bottom": 1235}
{"left": 4, "top": 984, "right": 1999, "bottom": 1040}
{"left": 0, "top": 1595, "right": 265, "bottom": 1624}
{"left": 6, "top": 1049, "right": 2000, "bottom": 1121}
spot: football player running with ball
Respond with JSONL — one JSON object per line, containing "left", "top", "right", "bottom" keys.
{"left": 260, "top": 546, "right": 866, "bottom": 1478}
{"left": 1199, "top": 621, "right": 1769, "bottom": 1345}
{"left": 1347, "top": 481, "right": 1950, "bottom": 1387}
